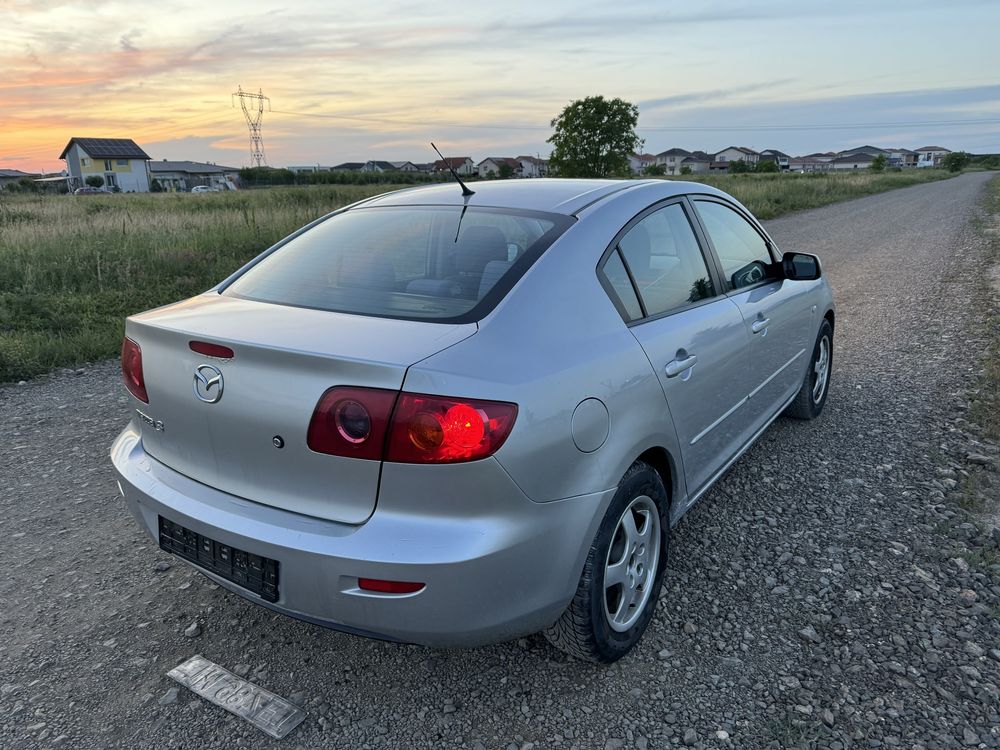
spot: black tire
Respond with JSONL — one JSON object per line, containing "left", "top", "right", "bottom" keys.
{"left": 785, "top": 318, "right": 833, "bottom": 420}
{"left": 543, "top": 461, "right": 669, "bottom": 663}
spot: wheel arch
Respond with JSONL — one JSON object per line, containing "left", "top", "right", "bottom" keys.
{"left": 635, "top": 445, "right": 681, "bottom": 515}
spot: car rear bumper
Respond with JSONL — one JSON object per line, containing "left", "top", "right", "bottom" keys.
{"left": 111, "top": 424, "right": 612, "bottom": 647}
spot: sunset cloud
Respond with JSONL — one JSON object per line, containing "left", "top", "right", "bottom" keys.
{"left": 3, "top": 0, "right": 999, "bottom": 172}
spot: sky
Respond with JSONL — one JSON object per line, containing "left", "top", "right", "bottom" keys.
{"left": 3, "top": 0, "right": 999, "bottom": 173}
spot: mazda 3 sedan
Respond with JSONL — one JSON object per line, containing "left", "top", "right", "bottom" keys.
{"left": 111, "top": 178, "right": 834, "bottom": 662}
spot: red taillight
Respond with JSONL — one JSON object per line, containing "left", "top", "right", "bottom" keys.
{"left": 189, "top": 340, "right": 235, "bottom": 359}
{"left": 120, "top": 337, "right": 148, "bottom": 403}
{"left": 307, "top": 387, "right": 397, "bottom": 460}
{"left": 386, "top": 393, "right": 517, "bottom": 464}
{"left": 307, "top": 388, "right": 518, "bottom": 464}
{"left": 358, "top": 578, "right": 425, "bottom": 594}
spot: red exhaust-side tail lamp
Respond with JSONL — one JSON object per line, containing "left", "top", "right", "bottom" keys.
{"left": 307, "top": 386, "right": 397, "bottom": 460}
{"left": 386, "top": 393, "right": 518, "bottom": 464}
{"left": 121, "top": 337, "right": 148, "bottom": 403}
{"left": 307, "top": 388, "right": 518, "bottom": 464}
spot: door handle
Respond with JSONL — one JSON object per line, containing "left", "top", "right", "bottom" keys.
{"left": 751, "top": 317, "right": 770, "bottom": 334}
{"left": 665, "top": 354, "right": 698, "bottom": 378}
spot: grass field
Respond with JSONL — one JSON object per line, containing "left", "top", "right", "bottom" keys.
{"left": 0, "top": 169, "right": 956, "bottom": 382}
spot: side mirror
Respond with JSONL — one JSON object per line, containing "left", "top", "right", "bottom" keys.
{"left": 782, "top": 252, "right": 822, "bottom": 281}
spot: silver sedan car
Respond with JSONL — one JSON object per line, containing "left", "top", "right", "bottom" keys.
{"left": 111, "top": 178, "right": 834, "bottom": 662}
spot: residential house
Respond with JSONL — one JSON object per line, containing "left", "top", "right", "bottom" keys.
{"left": 477, "top": 157, "right": 521, "bottom": 178}
{"left": 59, "top": 137, "right": 151, "bottom": 192}
{"left": 149, "top": 160, "right": 240, "bottom": 191}
{"left": 837, "top": 145, "right": 888, "bottom": 158}
{"left": 759, "top": 149, "right": 791, "bottom": 171}
{"left": 0, "top": 168, "right": 35, "bottom": 189}
{"left": 433, "top": 157, "right": 475, "bottom": 176}
{"left": 361, "top": 160, "right": 398, "bottom": 173}
{"left": 627, "top": 153, "right": 657, "bottom": 175}
{"left": 916, "top": 146, "right": 951, "bottom": 167}
{"left": 830, "top": 153, "right": 875, "bottom": 170}
{"left": 516, "top": 155, "right": 548, "bottom": 178}
{"left": 332, "top": 162, "right": 365, "bottom": 171}
{"left": 886, "top": 148, "right": 918, "bottom": 168}
{"left": 802, "top": 152, "right": 837, "bottom": 162}
{"left": 679, "top": 151, "right": 712, "bottom": 174}
{"left": 789, "top": 157, "right": 833, "bottom": 173}
{"left": 391, "top": 161, "right": 419, "bottom": 172}
{"left": 287, "top": 165, "right": 333, "bottom": 174}
{"left": 655, "top": 148, "right": 690, "bottom": 175}
{"left": 714, "top": 147, "right": 760, "bottom": 168}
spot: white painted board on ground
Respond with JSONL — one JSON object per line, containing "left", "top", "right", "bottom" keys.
{"left": 168, "top": 655, "right": 306, "bottom": 739}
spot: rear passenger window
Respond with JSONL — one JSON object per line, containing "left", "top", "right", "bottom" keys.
{"left": 601, "top": 249, "right": 643, "bottom": 321}
{"left": 617, "top": 203, "right": 715, "bottom": 318}
{"left": 694, "top": 200, "right": 777, "bottom": 290}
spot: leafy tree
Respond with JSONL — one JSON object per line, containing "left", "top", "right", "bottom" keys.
{"left": 85, "top": 175, "right": 104, "bottom": 188}
{"left": 547, "top": 96, "right": 643, "bottom": 177}
{"left": 870, "top": 154, "right": 887, "bottom": 172}
{"left": 941, "top": 151, "right": 971, "bottom": 172}
{"left": 755, "top": 159, "right": 779, "bottom": 173}
{"left": 728, "top": 159, "right": 751, "bottom": 174}
{"left": 498, "top": 162, "right": 514, "bottom": 180}
{"left": 679, "top": 165, "right": 692, "bottom": 175}
{"left": 643, "top": 164, "right": 666, "bottom": 176}
{"left": 150, "top": 179, "right": 163, "bottom": 193}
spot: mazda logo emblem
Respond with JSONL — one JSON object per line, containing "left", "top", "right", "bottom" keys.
{"left": 193, "top": 364, "right": 224, "bottom": 404}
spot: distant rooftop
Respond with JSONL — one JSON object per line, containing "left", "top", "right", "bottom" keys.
{"left": 150, "top": 160, "right": 239, "bottom": 174}
{"left": 59, "top": 137, "right": 150, "bottom": 160}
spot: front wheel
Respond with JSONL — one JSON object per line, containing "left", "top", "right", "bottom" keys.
{"left": 785, "top": 318, "right": 833, "bottom": 420}
{"left": 543, "top": 461, "right": 669, "bottom": 663}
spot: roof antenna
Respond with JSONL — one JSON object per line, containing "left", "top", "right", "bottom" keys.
{"left": 431, "top": 142, "right": 474, "bottom": 197}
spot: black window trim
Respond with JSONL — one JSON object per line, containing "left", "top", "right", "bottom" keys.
{"left": 596, "top": 196, "right": 726, "bottom": 326}
{"left": 686, "top": 194, "right": 783, "bottom": 296}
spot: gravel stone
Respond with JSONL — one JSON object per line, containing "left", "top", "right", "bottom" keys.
{"left": 1, "top": 173, "right": 998, "bottom": 749}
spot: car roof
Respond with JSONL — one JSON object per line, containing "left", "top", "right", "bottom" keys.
{"left": 356, "top": 178, "right": 726, "bottom": 216}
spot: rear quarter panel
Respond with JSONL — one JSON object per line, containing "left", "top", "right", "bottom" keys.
{"left": 402, "top": 187, "right": 694, "bottom": 506}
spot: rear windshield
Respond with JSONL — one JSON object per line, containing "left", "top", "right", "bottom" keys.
{"left": 223, "top": 205, "right": 572, "bottom": 322}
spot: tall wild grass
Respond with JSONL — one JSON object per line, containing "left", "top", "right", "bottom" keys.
{"left": 0, "top": 171, "right": 952, "bottom": 381}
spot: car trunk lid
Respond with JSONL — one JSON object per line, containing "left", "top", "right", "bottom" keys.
{"left": 126, "top": 293, "right": 476, "bottom": 523}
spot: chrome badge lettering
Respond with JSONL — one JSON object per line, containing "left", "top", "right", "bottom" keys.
{"left": 135, "top": 408, "right": 165, "bottom": 432}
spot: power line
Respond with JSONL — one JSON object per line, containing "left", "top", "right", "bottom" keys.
{"left": 268, "top": 107, "right": 1000, "bottom": 133}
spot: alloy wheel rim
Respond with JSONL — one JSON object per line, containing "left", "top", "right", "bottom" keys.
{"left": 812, "top": 335, "right": 830, "bottom": 404}
{"left": 603, "top": 495, "right": 660, "bottom": 633}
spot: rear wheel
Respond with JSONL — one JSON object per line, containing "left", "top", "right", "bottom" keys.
{"left": 543, "top": 461, "right": 669, "bottom": 663}
{"left": 785, "top": 319, "right": 833, "bottom": 420}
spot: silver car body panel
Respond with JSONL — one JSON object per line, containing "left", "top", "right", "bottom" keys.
{"left": 112, "top": 424, "right": 613, "bottom": 646}
{"left": 112, "top": 178, "right": 834, "bottom": 645}
{"left": 127, "top": 293, "right": 476, "bottom": 523}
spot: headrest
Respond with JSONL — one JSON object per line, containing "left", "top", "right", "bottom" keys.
{"left": 456, "top": 226, "right": 508, "bottom": 275}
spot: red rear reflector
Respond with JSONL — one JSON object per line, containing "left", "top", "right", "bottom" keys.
{"left": 120, "top": 337, "right": 148, "bottom": 403}
{"left": 307, "top": 386, "right": 398, "bottom": 460}
{"left": 386, "top": 393, "right": 517, "bottom": 464}
{"left": 189, "top": 341, "right": 235, "bottom": 359}
{"left": 358, "top": 578, "right": 425, "bottom": 594}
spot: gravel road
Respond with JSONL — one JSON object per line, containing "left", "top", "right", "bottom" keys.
{"left": 2, "top": 173, "right": 999, "bottom": 750}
